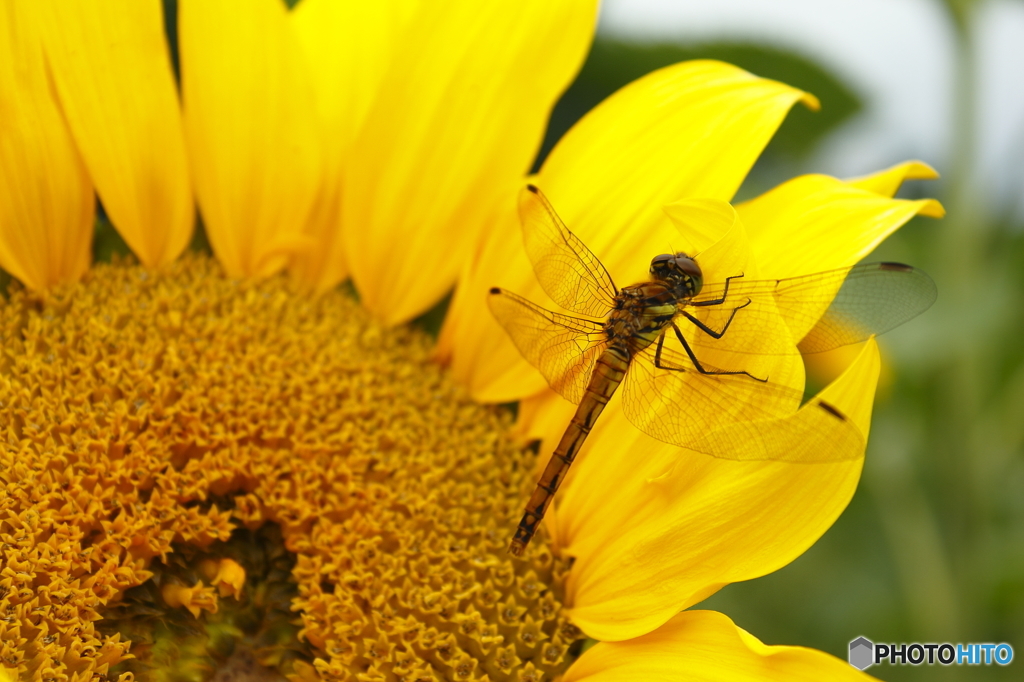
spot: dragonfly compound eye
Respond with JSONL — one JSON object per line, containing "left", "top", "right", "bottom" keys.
{"left": 673, "top": 255, "right": 704, "bottom": 295}
{"left": 649, "top": 254, "right": 675, "bottom": 279}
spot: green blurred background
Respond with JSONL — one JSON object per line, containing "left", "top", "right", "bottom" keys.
{"left": 65, "top": 0, "right": 1024, "bottom": 679}
{"left": 538, "top": 3, "right": 1022, "bottom": 681}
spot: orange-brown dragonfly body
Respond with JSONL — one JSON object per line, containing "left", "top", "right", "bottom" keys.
{"left": 490, "top": 184, "right": 936, "bottom": 556}
{"left": 502, "top": 271, "right": 712, "bottom": 555}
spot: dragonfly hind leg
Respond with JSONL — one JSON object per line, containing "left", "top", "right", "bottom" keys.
{"left": 654, "top": 325, "right": 767, "bottom": 382}
{"left": 680, "top": 298, "right": 751, "bottom": 339}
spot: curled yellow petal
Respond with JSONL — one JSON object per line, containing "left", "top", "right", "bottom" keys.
{"left": 847, "top": 159, "right": 940, "bottom": 202}
{"left": 560, "top": 340, "right": 879, "bottom": 641}
{"left": 665, "top": 198, "right": 759, "bottom": 281}
{"left": 0, "top": 4, "right": 93, "bottom": 291}
{"left": 663, "top": 198, "right": 737, "bottom": 257}
{"left": 37, "top": 0, "right": 193, "bottom": 268}
{"left": 343, "top": 0, "right": 597, "bottom": 324}
{"left": 564, "top": 610, "right": 880, "bottom": 681}
{"left": 180, "top": 0, "right": 321, "bottom": 278}
{"left": 738, "top": 173, "right": 943, "bottom": 281}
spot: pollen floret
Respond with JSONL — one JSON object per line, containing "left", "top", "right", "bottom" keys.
{"left": 0, "top": 254, "right": 578, "bottom": 681}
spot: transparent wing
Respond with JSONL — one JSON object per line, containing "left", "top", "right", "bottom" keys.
{"left": 688, "top": 396, "right": 866, "bottom": 462}
{"left": 487, "top": 288, "right": 607, "bottom": 404}
{"left": 796, "top": 262, "right": 936, "bottom": 353}
{"left": 622, "top": 341, "right": 798, "bottom": 448}
{"left": 519, "top": 184, "right": 619, "bottom": 318}
{"left": 683, "top": 262, "right": 936, "bottom": 356}
{"left": 622, "top": 341, "right": 864, "bottom": 462}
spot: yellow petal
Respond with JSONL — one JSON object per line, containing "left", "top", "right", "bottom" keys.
{"left": 804, "top": 339, "right": 885, "bottom": 391}
{"left": 440, "top": 61, "right": 815, "bottom": 399}
{"left": 663, "top": 198, "right": 736, "bottom": 257}
{"left": 288, "top": 0, "right": 419, "bottom": 291}
{"left": 292, "top": 0, "right": 417, "bottom": 160}
{"left": 665, "top": 198, "right": 760, "bottom": 280}
{"left": 564, "top": 610, "right": 880, "bottom": 681}
{"left": 0, "top": 4, "right": 93, "bottom": 291}
{"left": 738, "top": 173, "right": 943, "bottom": 281}
{"left": 539, "top": 61, "right": 818, "bottom": 281}
{"left": 436, "top": 186, "right": 553, "bottom": 401}
{"left": 560, "top": 340, "right": 879, "bottom": 641}
{"left": 847, "top": 159, "right": 940, "bottom": 202}
{"left": 180, "top": 0, "right": 321, "bottom": 278}
{"left": 36, "top": 0, "right": 192, "bottom": 268}
{"left": 343, "top": 0, "right": 598, "bottom": 324}
{"left": 511, "top": 389, "right": 578, "bottom": 451}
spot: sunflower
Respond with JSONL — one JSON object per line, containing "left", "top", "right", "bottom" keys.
{"left": 0, "top": 1, "right": 942, "bottom": 681}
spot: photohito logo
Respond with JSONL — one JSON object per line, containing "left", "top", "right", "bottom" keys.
{"left": 848, "top": 637, "right": 1014, "bottom": 670}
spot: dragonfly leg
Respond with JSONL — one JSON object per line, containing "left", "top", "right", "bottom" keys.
{"left": 680, "top": 298, "right": 751, "bottom": 339}
{"left": 654, "top": 325, "right": 767, "bottom": 382}
{"left": 691, "top": 272, "right": 745, "bottom": 307}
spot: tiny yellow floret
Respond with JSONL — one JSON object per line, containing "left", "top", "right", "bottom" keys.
{"left": 161, "top": 581, "right": 219, "bottom": 618}
{"left": 198, "top": 558, "right": 246, "bottom": 599}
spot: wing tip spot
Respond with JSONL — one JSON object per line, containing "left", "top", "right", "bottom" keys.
{"left": 818, "top": 400, "right": 847, "bottom": 421}
{"left": 526, "top": 183, "right": 539, "bottom": 194}
{"left": 489, "top": 287, "right": 502, "bottom": 295}
{"left": 879, "top": 262, "right": 913, "bottom": 272}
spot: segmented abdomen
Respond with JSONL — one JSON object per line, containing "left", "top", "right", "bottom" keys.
{"left": 508, "top": 347, "right": 630, "bottom": 556}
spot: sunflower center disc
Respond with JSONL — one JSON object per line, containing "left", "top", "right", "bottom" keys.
{"left": 0, "top": 254, "right": 580, "bottom": 682}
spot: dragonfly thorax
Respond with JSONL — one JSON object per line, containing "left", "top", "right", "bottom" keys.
{"left": 650, "top": 252, "right": 703, "bottom": 298}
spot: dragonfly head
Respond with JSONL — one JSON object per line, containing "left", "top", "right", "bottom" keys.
{"left": 650, "top": 253, "right": 703, "bottom": 296}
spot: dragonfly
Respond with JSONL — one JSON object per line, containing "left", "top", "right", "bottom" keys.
{"left": 489, "top": 184, "right": 937, "bottom": 556}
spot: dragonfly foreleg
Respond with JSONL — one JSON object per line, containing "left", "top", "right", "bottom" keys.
{"left": 653, "top": 324, "right": 767, "bottom": 382}
{"left": 680, "top": 297, "right": 751, "bottom": 339}
{"left": 691, "top": 272, "right": 745, "bottom": 307}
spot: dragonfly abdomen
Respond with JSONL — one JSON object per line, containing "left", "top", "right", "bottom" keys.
{"left": 508, "top": 348, "right": 631, "bottom": 556}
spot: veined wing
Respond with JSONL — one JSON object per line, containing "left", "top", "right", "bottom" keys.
{"left": 487, "top": 287, "right": 607, "bottom": 404}
{"left": 622, "top": 342, "right": 864, "bottom": 462}
{"left": 622, "top": 341, "right": 799, "bottom": 450}
{"left": 683, "top": 262, "right": 936, "bottom": 357}
{"left": 519, "top": 184, "right": 619, "bottom": 319}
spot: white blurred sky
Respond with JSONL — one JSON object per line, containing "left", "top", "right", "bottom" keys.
{"left": 599, "top": 0, "right": 1024, "bottom": 216}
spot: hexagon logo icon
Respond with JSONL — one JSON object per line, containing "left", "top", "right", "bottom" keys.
{"left": 849, "top": 636, "right": 874, "bottom": 670}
